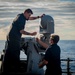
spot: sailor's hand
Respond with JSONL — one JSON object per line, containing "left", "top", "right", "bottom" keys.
{"left": 30, "top": 32, "right": 37, "bottom": 36}
{"left": 38, "top": 62, "right": 44, "bottom": 68}
{"left": 36, "top": 38, "right": 40, "bottom": 42}
{"left": 39, "top": 14, "right": 45, "bottom": 18}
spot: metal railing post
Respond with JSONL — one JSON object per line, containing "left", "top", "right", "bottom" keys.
{"left": 67, "top": 58, "right": 71, "bottom": 75}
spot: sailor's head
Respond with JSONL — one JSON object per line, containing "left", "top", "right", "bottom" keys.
{"left": 49, "top": 34, "right": 60, "bottom": 45}
{"left": 24, "top": 9, "right": 33, "bottom": 20}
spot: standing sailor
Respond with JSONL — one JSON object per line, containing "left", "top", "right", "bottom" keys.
{"left": 2, "top": 8, "right": 44, "bottom": 74}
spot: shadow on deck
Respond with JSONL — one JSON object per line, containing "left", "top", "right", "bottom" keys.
{"left": 0, "top": 57, "right": 75, "bottom": 75}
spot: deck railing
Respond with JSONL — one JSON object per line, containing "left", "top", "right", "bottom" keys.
{"left": 0, "top": 53, "right": 75, "bottom": 75}
{"left": 61, "top": 58, "right": 75, "bottom": 75}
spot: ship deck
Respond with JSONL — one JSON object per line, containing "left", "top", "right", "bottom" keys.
{"left": 0, "top": 57, "right": 75, "bottom": 75}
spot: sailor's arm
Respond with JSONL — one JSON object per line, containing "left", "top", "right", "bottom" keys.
{"left": 36, "top": 38, "right": 48, "bottom": 49}
{"left": 39, "top": 59, "right": 48, "bottom": 68}
{"left": 29, "top": 14, "right": 45, "bottom": 20}
{"left": 20, "top": 29, "right": 37, "bottom": 36}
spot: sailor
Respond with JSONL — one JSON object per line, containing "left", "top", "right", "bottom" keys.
{"left": 36, "top": 34, "right": 62, "bottom": 75}
{"left": 2, "top": 8, "right": 44, "bottom": 74}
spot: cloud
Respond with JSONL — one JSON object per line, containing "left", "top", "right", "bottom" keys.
{"left": 0, "top": 0, "right": 59, "bottom": 2}
{"left": 0, "top": 25, "right": 10, "bottom": 40}
{"left": 0, "top": 0, "right": 75, "bottom": 40}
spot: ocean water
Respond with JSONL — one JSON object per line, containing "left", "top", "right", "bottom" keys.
{"left": 0, "top": 40, "right": 75, "bottom": 60}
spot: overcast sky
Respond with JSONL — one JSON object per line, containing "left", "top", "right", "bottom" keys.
{"left": 0, "top": 0, "right": 75, "bottom": 40}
